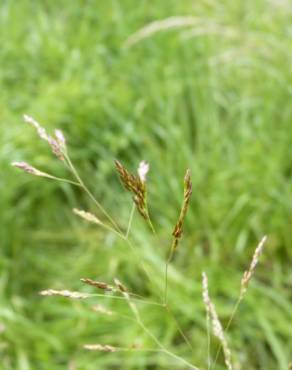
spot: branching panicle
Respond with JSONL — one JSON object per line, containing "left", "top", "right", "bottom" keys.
{"left": 23, "top": 114, "right": 66, "bottom": 160}
{"left": 13, "top": 117, "right": 268, "bottom": 370}
{"left": 115, "top": 160, "right": 151, "bottom": 223}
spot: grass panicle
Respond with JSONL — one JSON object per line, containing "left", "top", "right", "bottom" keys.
{"left": 23, "top": 114, "right": 66, "bottom": 161}
{"left": 172, "top": 168, "right": 192, "bottom": 250}
{"left": 73, "top": 209, "right": 102, "bottom": 225}
{"left": 84, "top": 344, "right": 117, "bottom": 352}
{"left": 202, "top": 272, "right": 233, "bottom": 370}
{"left": 14, "top": 117, "right": 269, "bottom": 370}
{"left": 115, "top": 159, "right": 154, "bottom": 232}
{"left": 80, "top": 278, "right": 115, "bottom": 292}
{"left": 11, "top": 162, "right": 54, "bottom": 178}
{"left": 39, "top": 289, "right": 89, "bottom": 299}
{"left": 240, "top": 235, "right": 267, "bottom": 299}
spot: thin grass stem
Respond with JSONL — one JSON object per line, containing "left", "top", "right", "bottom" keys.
{"left": 63, "top": 152, "right": 122, "bottom": 233}
{"left": 126, "top": 203, "right": 136, "bottom": 238}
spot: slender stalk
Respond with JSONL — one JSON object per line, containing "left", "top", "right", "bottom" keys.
{"left": 122, "top": 288, "right": 200, "bottom": 370}
{"left": 163, "top": 242, "right": 175, "bottom": 304}
{"left": 137, "top": 319, "right": 200, "bottom": 370}
{"left": 146, "top": 216, "right": 156, "bottom": 234}
{"left": 63, "top": 152, "right": 122, "bottom": 233}
{"left": 37, "top": 173, "right": 81, "bottom": 187}
{"left": 85, "top": 292, "right": 164, "bottom": 307}
{"left": 164, "top": 304, "right": 194, "bottom": 353}
{"left": 126, "top": 204, "right": 136, "bottom": 238}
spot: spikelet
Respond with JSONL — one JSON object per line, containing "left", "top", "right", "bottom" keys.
{"left": 202, "top": 272, "right": 233, "bottom": 370}
{"left": 114, "top": 278, "right": 139, "bottom": 318}
{"left": 92, "top": 304, "right": 113, "bottom": 316}
{"left": 113, "top": 278, "right": 127, "bottom": 293}
{"left": 115, "top": 160, "right": 150, "bottom": 221}
{"left": 172, "top": 169, "right": 192, "bottom": 249}
{"left": 11, "top": 162, "right": 54, "bottom": 178}
{"left": 240, "top": 236, "right": 267, "bottom": 299}
{"left": 84, "top": 344, "right": 117, "bottom": 352}
{"left": 39, "top": 289, "right": 89, "bottom": 299}
{"left": 73, "top": 209, "right": 101, "bottom": 225}
{"left": 80, "top": 278, "right": 115, "bottom": 292}
{"left": 137, "top": 160, "right": 149, "bottom": 183}
{"left": 23, "top": 114, "right": 66, "bottom": 160}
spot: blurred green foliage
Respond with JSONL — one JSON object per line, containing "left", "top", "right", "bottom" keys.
{"left": 0, "top": 0, "right": 291, "bottom": 369}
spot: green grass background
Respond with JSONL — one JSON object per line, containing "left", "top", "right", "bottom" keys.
{"left": 0, "top": 0, "right": 291, "bottom": 369}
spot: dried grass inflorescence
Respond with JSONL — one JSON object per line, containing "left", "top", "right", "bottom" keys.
{"left": 14, "top": 115, "right": 270, "bottom": 370}
{"left": 202, "top": 272, "right": 233, "bottom": 370}
{"left": 81, "top": 278, "right": 114, "bottom": 292}
{"left": 24, "top": 114, "right": 66, "bottom": 161}
{"left": 240, "top": 236, "right": 267, "bottom": 299}
{"left": 39, "top": 289, "right": 89, "bottom": 299}
{"left": 115, "top": 160, "right": 150, "bottom": 221}
{"left": 73, "top": 208, "right": 101, "bottom": 225}
{"left": 11, "top": 162, "right": 53, "bottom": 178}
{"left": 84, "top": 344, "right": 117, "bottom": 352}
{"left": 172, "top": 169, "right": 192, "bottom": 249}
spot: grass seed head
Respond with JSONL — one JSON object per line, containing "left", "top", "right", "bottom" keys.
{"left": 240, "top": 236, "right": 267, "bottom": 299}
{"left": 202, "top": 272, "right": 233, "bottom": 370}
{"left": 84, "top": 344, "right": 117, "bottom": 352}
{"left": 11, "top": 162, "right": 53, "bottom": 178}
{"left": 73, "top": 208, "right": 101, "bottom": 225}
{"left": 81, "top": 278, "right": 114, "bottom": 291}
{"left": 23, "top": 114, "right": 66, "bottom": 160}
{"left": 39, "top": 289, "right": 89, "bottom": 299}
{"left": 115, "top": 160, "right": 149, "bottom": 220}
{"left": 172, "top": 169, "right": 192, "bottom": 249}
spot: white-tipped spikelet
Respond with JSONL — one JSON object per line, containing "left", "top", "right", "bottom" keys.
{"left": 202, "top": 272, "right": 233, "bottom": 370}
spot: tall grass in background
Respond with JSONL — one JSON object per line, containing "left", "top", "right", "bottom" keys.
{"left": 0, "top": 0, "right": 291, "bottom": 369}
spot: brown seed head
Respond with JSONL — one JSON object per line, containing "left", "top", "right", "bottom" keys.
{"left": 115, "top": 160, "right": 149, "bottom": 220}
{"left": 80, "top": 278, "right": 114, "bottom": 292}
{"left": 172, "top": 169, "right": 192, "bottom": 249}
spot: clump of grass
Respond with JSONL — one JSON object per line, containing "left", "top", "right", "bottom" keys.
{"left": 13, "top": 115, "right": 268, "bottom": 370}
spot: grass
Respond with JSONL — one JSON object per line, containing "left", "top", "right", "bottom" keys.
{"left": 0, "top": 0, "right": 292, "bottom": 369}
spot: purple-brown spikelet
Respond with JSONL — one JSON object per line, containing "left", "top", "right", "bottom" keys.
{"left": 11, "top": 162, "right": 54, "bottom": 178}
{"left": 80, "top": 278, "right": 115, "bottom": 292}
{"left": 23, "top": 114, "right": 66, "bottom": 161}
{"left": 172, "top": 169, "right": 192, "bottom": 249}
{"left": 115, "top": 160, "right": 150, "bottom": 220}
